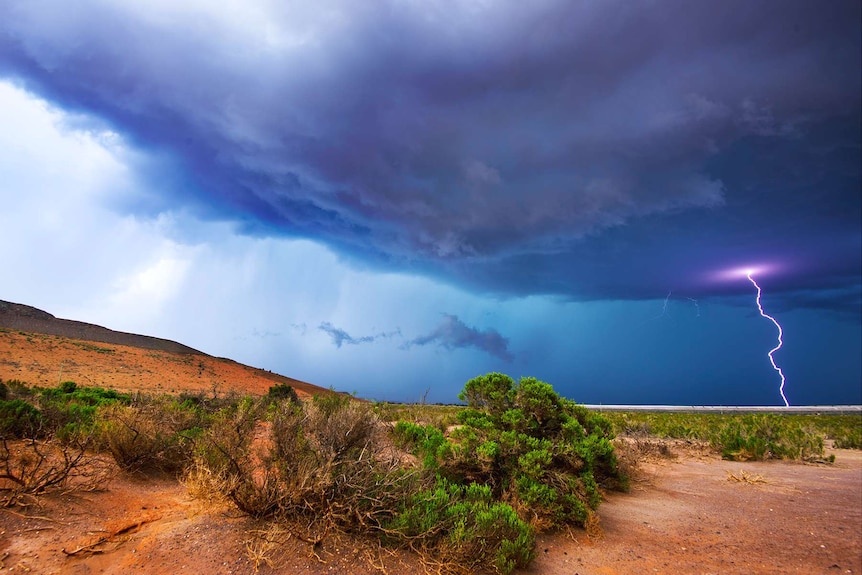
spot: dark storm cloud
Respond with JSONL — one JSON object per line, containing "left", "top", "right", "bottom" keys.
{"left": 723, "top": 285, "right": 862, "bottom": 320}
{"left": 1, "top": 0, "right": 859, "bottom": 307}
{"left": 406, "top": 314, "right": 513, "bottom": 362}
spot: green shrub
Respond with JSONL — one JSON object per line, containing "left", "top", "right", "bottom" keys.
{"left": 441, "top": 373, "right": 627, "bottom": 529}
{"left": 460, "top": 372, "right": 517, "bottom": 416}
{"left": 387, "top": 478, "right": 534, "bottom": 575}
{"left": 267, "top": 384, "right": 299, "bottom": 404}
{"left": 387, "top": 373, "right": 626, "bottom": 566}
{"left": 818, "top": 414, "right": 862, "bottom": 450}
{"left": 392, "top": 421, "right": 446, "bottom": 469}
{"left": 59, "top": 380, "right": 77, "bottom": 394}
{"left": 0, "top": 399, "right": 42, "bottom": 438}
{"left": 38, "top": 382, "right": 131, "bottom": 440}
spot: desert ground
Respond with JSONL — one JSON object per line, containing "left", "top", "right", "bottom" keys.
{"left": 0, "top": 443, "right": 859, "bottom": 574}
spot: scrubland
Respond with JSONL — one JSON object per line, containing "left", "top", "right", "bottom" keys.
{"left": 1, "top": 374, "right": 860, "bottom": 574}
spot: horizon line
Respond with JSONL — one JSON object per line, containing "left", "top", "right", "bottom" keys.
{"left": 582, "top": 404, "right": 861, "bottom": 414}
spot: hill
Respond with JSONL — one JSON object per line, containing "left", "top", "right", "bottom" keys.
{"left": 0, "top": 300, "right": 203, "bottom": 354}
{"left": 0, "top": 299, "right": 328, "bottom": 398}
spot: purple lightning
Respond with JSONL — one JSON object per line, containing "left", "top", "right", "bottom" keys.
{"left": 746, "top": 270, "right": 790, "bottom": 407}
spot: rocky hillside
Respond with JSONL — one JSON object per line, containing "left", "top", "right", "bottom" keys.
{"left": 0, "top": 300, "right": 202, "bottom": 355}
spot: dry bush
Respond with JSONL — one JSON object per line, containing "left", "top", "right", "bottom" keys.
{"left": 244, "top": 523, "right": 290, "bottom": 571}
{"left": 190, "top": 396, "right": 421, "bottom": 538}
{"left": 726, "top": 469, "right": 767, "bottom": 484}
{"left": 280, "top": 399, "right": 416, "bottom": 531}
{"left": 182, "top": 458, "right": 232, "bottom": 505}
{"left": 191, "top": 397, "right": 270, "bottom": 514}
{"left": 615, "top": 435, "right": 675, "bottom": 460}
{"left": 610, "top": 435, "right": 680, "bottom": 492}
{"left": 0, "top": 433, "right": 111, "bottom": 507}
{"left": 305, "top": 396, "right": 379, "bottom": 462}
{"left": 98, "top": 398, "right": 201, "bottom": 474}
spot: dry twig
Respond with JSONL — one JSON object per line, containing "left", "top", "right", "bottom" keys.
{"left": 726, "top": 469, "right": 767, "bottom": 484}
{"left": 61, "top": 518, "right": 153, "bottom": 557}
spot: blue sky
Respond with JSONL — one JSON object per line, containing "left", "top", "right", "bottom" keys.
{"left": 1, "top": 0, "right": 859, "bottom": 405}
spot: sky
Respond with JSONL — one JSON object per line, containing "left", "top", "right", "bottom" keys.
{"left": 1, "top": 0, "right": 859, "bottom": 405}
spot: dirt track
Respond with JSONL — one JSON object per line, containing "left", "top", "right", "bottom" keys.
{"left": 1, "top": 446, "right": 859, "bottom": 574}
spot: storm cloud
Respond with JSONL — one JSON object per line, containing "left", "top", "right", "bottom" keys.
{"left": 1, "top": 0, "right": 858, "bottom": 310}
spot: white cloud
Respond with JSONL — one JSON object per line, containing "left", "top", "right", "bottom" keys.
{"left": 107, "top": 251, "right": 193, "bottom": 321}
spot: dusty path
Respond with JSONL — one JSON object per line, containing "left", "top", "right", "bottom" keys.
{"left": 1, "top": 448, "right": 860, "bottom": 574}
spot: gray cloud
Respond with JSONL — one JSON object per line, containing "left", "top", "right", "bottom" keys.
{"left": 319, "top": 322, "right": 399, "bottom": 348}
{"left": 406, "top": 314, "right": 513, "bottom": 362}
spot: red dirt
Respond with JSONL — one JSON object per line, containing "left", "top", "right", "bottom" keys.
{"left": 1, "top": 445, "right": 859, "bottom": 574}
{"left": 0, "top": 329, "right": 326, "bottom": 399}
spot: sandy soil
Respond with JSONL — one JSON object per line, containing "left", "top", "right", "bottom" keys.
{"left": 1, "top": 445, "right": 859, "bottom": 575}
{"left": 0, "top": 330, "right": 324, "bottom": 398}
{"left": 530, "top": 446, "right": 862, "bottom": 575}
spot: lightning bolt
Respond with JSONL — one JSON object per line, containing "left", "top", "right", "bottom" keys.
{"left": 746, "top": 271, "right": 790, "bottom": 407}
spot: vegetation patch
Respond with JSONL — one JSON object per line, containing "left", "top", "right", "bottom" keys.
{"left": 182, "top": 373, "right": 625, "bottom": 573}
{"left": 266, "top": 383, "right": 299, "bottom": 404}
{"left": 606, "top": 411, "right": 861, "bottom": 461}
{"left": 38, "top": 381, "right": 131, "bottom": 441}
